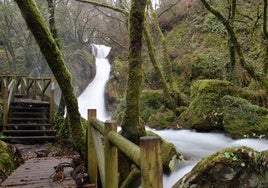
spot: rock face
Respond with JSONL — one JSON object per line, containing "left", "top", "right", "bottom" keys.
{"left": 173, "top": 146, "right": 268, "bottom": 188}
{"left": 177, "top": 79, "right": 268, "bottom": 139}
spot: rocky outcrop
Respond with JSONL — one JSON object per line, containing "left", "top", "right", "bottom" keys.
{"left": 173, "top": 146, "right": 268, "bottom": 188}
{"left": 176, "top": 79, "right": 268, "bottom": 139}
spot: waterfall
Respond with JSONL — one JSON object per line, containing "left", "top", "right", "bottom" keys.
{"left": 78, "top": 44, "right": 111, "bottom": 121}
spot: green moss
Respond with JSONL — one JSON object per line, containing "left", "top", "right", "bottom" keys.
{"left": 0, "top": 141, "right": 22, "bottom": 182}
{"left": 173, "top": 146, "right": 268, "bottom": 187}
{"left": 178, "top": 80, "right": 237, "bottom": 131}
{"left": 148, "top": 110, "right": 176, "bottom": 129}
{"left": 221, "top": 95, "right": 268, "bottom": 139}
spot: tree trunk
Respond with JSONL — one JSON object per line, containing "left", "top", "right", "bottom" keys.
{"left": 226, "top": 0, "right": 236, "bottom": 81}
{"left": 143, "top": 20, "right": 176, "bottom": 109}
{"left": 121, "top": 0, "right": 147, "bottom": 144}
{"left": 263, "top": 0, "right": 268, "bottom": 74}
{"left": 15, "top": 0, "right": 85, "bottom": 157}
{"left": 47, "top": 0, "right": 66, "bottom": 116}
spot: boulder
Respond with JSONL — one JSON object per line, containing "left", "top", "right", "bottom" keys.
{"left": 177, "top": 79, "right": 237, "bottom": 131}
{"left": 173, "top": 146, "right": 268, "bottom": 188}
{"left": 221, "top": 95, "right": 268, "bottom": 139}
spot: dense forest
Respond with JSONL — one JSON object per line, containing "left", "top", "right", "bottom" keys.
{"left": 1, "top": 0, "right": 268, "bottom": 187}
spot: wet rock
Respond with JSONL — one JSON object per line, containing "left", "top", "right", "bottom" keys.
{"left": 172, "top": 146, "right": 268, "bottom": 188}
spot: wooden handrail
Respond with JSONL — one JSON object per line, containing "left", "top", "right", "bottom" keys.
{"left": 87, "top": 109, "right": 163, "bottom": 188}
{"left": 1, "top": 73, "right": 55, "bottom": 130}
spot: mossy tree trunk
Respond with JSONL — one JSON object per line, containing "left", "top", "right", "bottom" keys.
{"left": 121, "top": 0, "right": 147, "bottom": 144}
{"left": 143, "top": 20, "right": 176, "bottom": 110}
{"left": 15, "top": 0, "right": 85, "bottom": 157}
{"left": 226, "top": 0, "right": 236, "bottom": 81}
{"left": 263, "top": 0, "right": 268, "bottom": 74}
{"left": 47, "top": 0, "right": 66, "bottom": 117}
{"left": 201, "top": 0, "right": 268, "bottom": 91}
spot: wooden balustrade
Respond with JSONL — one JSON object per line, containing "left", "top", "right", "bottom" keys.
{"left": 0, "top": 73, "right": 55, "bottom": 130}
{"left": 87, "top": 109, "right": 163, "bottom": 188}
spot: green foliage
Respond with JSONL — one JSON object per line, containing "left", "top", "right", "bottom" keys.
{"left": 191, "top": 53, "right": 225, "bottom": 80}
{"left": 53, "top": 113, "right": 70, "bottom": 140}
{"left": 202, "top": 13, "right": 226, "bottom": 34}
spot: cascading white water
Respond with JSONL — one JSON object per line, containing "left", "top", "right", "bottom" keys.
{"left": 78, "top": 44, "right": 111, "bottom": 121}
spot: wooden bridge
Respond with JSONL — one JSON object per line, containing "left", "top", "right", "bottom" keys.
{"left": 0, "top": 73, "right": 55, "bottom": 142}
{"left": 1, "top": 73, "right": 164, "bottom": 188}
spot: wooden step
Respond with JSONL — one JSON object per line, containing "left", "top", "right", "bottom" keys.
{"left": 3, "top": 130, "right": 56, "bottom": 134}
{"left": 10, "top": 106, "right": 49, "bottom": 111}
{"left": 6, "top": 123, "right": 52, "bottom": 127}
{"left": 0, "top": 136, "right": 56, "bottom": 142}
{"left": 8, "top": 117, "right": 49, "bottom": 121}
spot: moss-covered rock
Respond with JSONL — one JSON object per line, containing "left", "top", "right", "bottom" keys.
{"left": 114, "top": 89, "right": 178, "bottom": 129}
{"left": 0, "top": 141, "right": 23, "bottom": 183}
{"left": 177, "top": 79, "right": 237, "bottom": 131}
{"left": 148, "top": 109, "right": 176, "bottom": 129}
{"left": 173, "top": 146, "right": 268, "bottom": 188}
{"left": 147, "top": 131, "right": 184, "bottom": 174}
{"left": 221, "top": 95, "right": 268, "bottom": 139}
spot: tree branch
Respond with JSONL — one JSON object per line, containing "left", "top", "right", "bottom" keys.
{"left": 75, "top": 0, "right": 129, "bottom": 16}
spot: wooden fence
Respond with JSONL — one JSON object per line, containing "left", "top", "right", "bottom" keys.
{"left": 0, "top": 73, "right": 55, "bottom": 129}
{"left": 86, "top": 109, "right": 163, "bottom": 188}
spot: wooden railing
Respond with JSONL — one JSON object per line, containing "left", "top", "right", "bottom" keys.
{"left": 86, "top": 109, "right": 163, "bottom": 188}
{"left": 0, "top": 73, "right": 55, "bottom": 129}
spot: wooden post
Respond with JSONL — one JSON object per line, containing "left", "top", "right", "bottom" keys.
{"left": 87, "top": 109, "right": 98, "bottom": 187}
{"left": 104, "top": 120, "right": 118, "bottom": 188}
{"left": 49, "top": 77, "right": 54, "bottom": 124}
{"left": 140, "top": 136, "right": 163, "bottom": 188}
{"left": 3, "top": 86, "right": 8, "bottom": 130}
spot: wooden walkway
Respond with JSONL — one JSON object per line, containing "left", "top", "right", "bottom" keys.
{"left": 1, "top": 157, "right": 76, "bottom": 188}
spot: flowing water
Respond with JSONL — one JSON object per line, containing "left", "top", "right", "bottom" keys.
{"left": 78, "top": 44, "right": 111, "bottom": 121}
{"left": 78, "top": 45, "right": 268, "bottom": 187}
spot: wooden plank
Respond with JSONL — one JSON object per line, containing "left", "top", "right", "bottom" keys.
{"left": 1, "top": 157, "right": 76, "bottom": 188}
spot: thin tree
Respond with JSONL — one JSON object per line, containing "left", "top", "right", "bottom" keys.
{"left": 47, "top": 0, "right": 66, "bottom": 116}
{"left": 121, "top": 0, "right": 147, "bottom": 144}
{"left": 14, "top": 0, "right": 86, "bottom": 157}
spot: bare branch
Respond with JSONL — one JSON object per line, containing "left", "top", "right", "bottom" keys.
{"left": 75, "top": 0, "right": 129, "bottom": 16}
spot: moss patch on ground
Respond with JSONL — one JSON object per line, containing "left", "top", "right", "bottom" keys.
{"left": 0, "top": 141, "right": 23, "bottom": 183}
